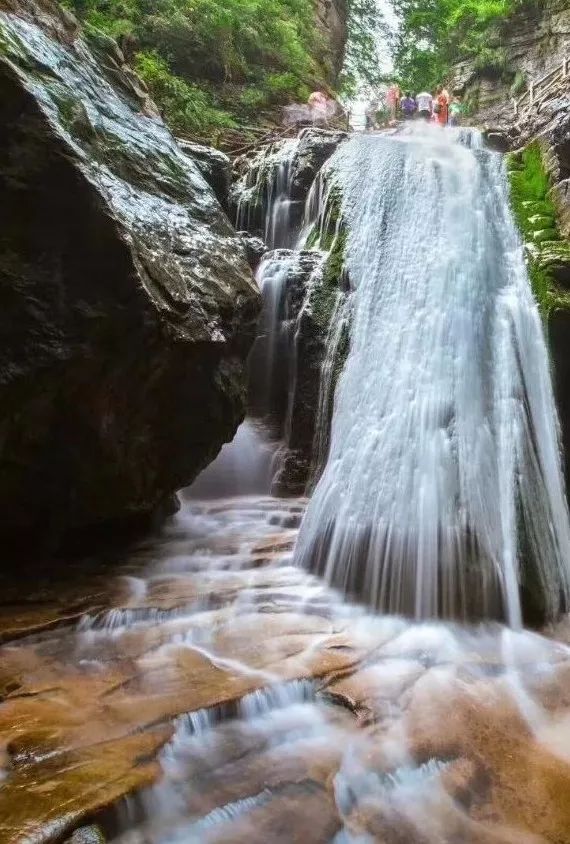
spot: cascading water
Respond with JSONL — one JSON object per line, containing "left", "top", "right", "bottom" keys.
{"left": 295, "top": 126, "right": 570, "bottom": 625}
{"left": 8, "top": 129, "right": 570, "bottom": 844}
{"left": 235, "top": 139, "right": 300, "bottom": 250}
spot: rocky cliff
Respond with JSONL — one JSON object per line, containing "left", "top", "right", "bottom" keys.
{"left": 0, "top": 0, "right": 260, "bottom": 546}
{"left": 315, "top": 0, "right": 348, "bottom": 84}
{"left": 452, "top": 0, "right": 569, "bottom": 127}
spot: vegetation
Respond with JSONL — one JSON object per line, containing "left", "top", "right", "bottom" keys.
{"left": 391, "top": 0, "right": 540, "bottom": 93}
{"left": 65, "top": 0, "right": 326, "bottom": 136}
{"left": 340, "top": 0, "right": 387, "bottom": 97}
{"left": 507, "top": 142, "right": 570, "bottom": 317}
{"left": 63, "top": 0, "right": 383, "bottom": 140}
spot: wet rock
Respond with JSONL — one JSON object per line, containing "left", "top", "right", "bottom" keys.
{"left": 0, "top": 728, "right": 170, "bottom": 844}
{"left": 0, "top": 0, "right": 260, "bottom": 546}
{"left": 65, "top": 825, "right": 106, "bottom": 844}
{"left": 237, "top": 232, "right": 267, "bottom": 271}
{"left": 246, "top": 249, "right": 334, "bottom": 496}
{"left": 482, "top": 127, "right": 518, "bottom": 152}
{"left": 270, "top": 242, "right": 350, "bottom": 496}
{"left": 289, "top": 128, "right": 348, "bottom": 201}
{"left": 231, "top": 129, "right": 347, "bottom": 242}
{"left": 550, "top": 309, "right": 570, "bottom": 483}
{"left": 177, "top": 139, "right": 232, "bottom": 210}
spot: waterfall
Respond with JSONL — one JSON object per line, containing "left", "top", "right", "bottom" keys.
{"left": 295, "top": 126, "right": 570, "bottom": 625}
{"left": 235, "top": 139, "right": 301, "bottom": 250}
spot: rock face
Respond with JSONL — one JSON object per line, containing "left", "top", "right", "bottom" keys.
{"left": 177, "top": 139, "right": 232, "bottom": 211}
{"left": 315, "top": 0, "right": 348, "bottom": 83}
{"left": 451, "top": 0, "right": 570, "bottom": 127}
{"left": 0, "top": 0, "right": 260, "bottom": 545}
{"left": 506, "top": 126, "right": 570, "bottom": 485}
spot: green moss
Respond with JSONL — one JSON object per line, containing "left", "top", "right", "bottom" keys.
{"left": 507, "top": 142, "right": 570, "bottom": 318}
{"left": 310, "top": 229, "right": 348, "bottom": 330}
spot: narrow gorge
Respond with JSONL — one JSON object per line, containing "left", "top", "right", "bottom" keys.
{"left": 2, "top": 1, "right": 570, "bottom": 844}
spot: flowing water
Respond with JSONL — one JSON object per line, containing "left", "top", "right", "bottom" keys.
{"left": 4, "top": 127, "right": 570, "bottom": 844}
{"left": 296, "top": 126, "right": 570, "bottom": 627}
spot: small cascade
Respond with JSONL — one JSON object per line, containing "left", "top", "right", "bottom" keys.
{"left": 248, "top": 251, "right": 302, "bottom": 424}
{"left": 234, "top": 139, "right": 301, "bottom": 250}
{"left": 229, "top": 131, "right": 352, "bottom": 495}
{"left": 296, "top": 126, "right": 570, "bottom": 625}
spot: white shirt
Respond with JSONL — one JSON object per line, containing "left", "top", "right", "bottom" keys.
{"left": 416, "top": 92, "right": 433, "bottom": 112}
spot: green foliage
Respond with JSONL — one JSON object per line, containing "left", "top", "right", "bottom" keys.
{"left": 391, "top": 0, "right": 534, "bottom": 92}
{"left": 63, "top": 0, "right": 327, "bottom": 136}
{"left": 340, "top": 0, "right": 387, "bottom": 94}
{"left": 134, "top": 51, "right": 236, "bottom": 131}
{"left": 507, "top": 142, "right": 570, "bottom": 318}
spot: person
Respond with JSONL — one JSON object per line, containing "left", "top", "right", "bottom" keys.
{"left": 416, "top": 90, "right": 433, "bottom": 120}
{"left": 435, "top": 85, "right": 450, "bottom": 126}
{"left": 308, "top": 90, "right": 329, "bottom": 126}
{"left": 386, "top": 83, "right": 400, "bottom": 122}
{"left": 449, "top": 96, "right": 463, "bottom": 127}
{"left": 400, "top": 92, "right": 417, "bottom": 120}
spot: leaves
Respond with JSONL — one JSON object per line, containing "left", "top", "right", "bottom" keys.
{"left": 391, "top": 0, "right": 524, "bottom": 91}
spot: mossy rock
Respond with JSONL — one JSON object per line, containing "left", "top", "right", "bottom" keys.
{"left": 532, "top": 228, "right": 560, "bottom": 244}
{"left": 520, "top": 200, "right": 555, "bottom": 216}
{"left": 528, "top": 214, "right": 555, "bottom": 229}
{"left": 507, "top": 140, "right": 570, "bottom": 317}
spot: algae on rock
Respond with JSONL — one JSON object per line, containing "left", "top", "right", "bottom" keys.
{"left": 507, "top": 141, "right": 570, "bottom": 318}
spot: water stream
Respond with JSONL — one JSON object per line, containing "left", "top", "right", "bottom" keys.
{"left": 3, "top": 127, "right": 570, "bottom": 844}
{"left": 297, "top": 126, "right": 570, "bottom": 627}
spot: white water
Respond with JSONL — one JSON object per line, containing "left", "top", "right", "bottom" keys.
{"left": 49, "top": 127, "right": 570, "bottom": 844}
{"left": 235, "top": 139, "right": 300, "bottom": 250}
{"left": 296, "top": 126, "right": 570, "bottom": 625}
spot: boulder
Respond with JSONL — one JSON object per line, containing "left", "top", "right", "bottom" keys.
{"left": 290, "top": 128, "right": 349, "bottom": 200}
{"left": 237, "top": 232, "right": 267, "bottom": 271}
{"left": 177, "top": 139, "right": 232, "bottom": 211}
{"left": 0, "top": 0, "right": 260, "bottom": 546}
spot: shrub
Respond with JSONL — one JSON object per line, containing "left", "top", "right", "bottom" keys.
{"left": 134, "top": 50, "right": 236, "bottom": 132}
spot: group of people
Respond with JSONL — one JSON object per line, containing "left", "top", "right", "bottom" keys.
{"left": 369, "top": 84, "right": 463, "bottom": 128}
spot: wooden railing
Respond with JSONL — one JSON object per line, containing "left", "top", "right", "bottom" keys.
{"left": 513, "top": 56, "right": 570, "bottom": 119}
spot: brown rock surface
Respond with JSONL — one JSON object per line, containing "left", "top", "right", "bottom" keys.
{"left": 2, "top": 498, "right": 570, "bottom": 843}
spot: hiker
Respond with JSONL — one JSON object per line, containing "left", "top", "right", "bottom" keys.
{"left": 400, "top": 92, "right": 417, "bottom": 120}
{"left": 449, "top": 96, "right": 463, "bottom": 127}
{"left": 386, "top": 83, "right": 400, "bottom": 122}
{"left": 416, "top": 90, "right": 433, "bottom": 120}
{"left": 435, "top": 85, "right": 450, "bottom": 126}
